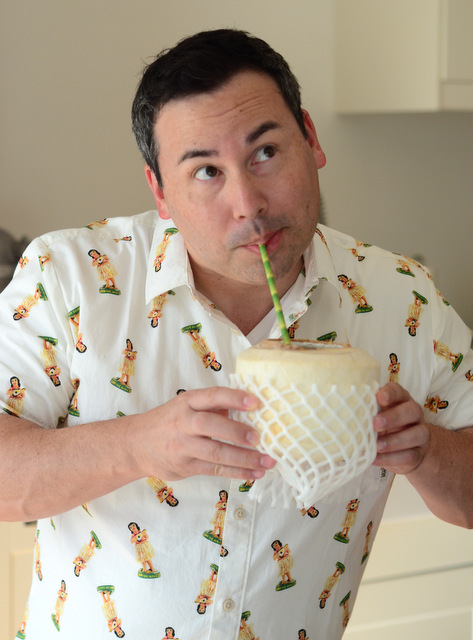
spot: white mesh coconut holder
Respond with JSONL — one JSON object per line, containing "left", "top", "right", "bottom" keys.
{"left": 230, "top": 340, "right": 380, "bottom": 508}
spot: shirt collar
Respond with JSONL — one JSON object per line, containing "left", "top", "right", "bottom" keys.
{"left": 145, "top": 219, "right": 192, "bottom": 304}
{"left": 301, "top": 224, "right": 343, "bottom": 306}
{"left": 145, "top": 217, "right": 343, "bottom": 309}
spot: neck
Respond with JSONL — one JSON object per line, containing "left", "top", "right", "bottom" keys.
{"left": 193, "top": 261, "right": 302, "bottom": 336}
{"left": 213, "top": 285, "right": 277, "bottom": 335}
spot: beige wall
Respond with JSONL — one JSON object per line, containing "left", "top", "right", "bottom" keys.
{"left": 1, "top": 2, "right": 472, "bottom": 311}
{"left": 1, "top": 1, "right": 472, "bottom": 328}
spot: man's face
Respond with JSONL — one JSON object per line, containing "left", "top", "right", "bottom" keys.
{"left": 146, "top": 70, "right": 326, "bottom": 291}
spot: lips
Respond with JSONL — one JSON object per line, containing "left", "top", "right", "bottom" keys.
{"left": 258, "top": 229, "right": 283, "bottom": 252}
{"left": 242, "top": 229, "right": 283, "bottom": 253}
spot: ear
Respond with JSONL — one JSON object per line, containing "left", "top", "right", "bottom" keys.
{"left": 144, "top": 165, "right": 172, "bottom": 220}
{"left": 302, "top": 109, "right": 326, "bottom": 170}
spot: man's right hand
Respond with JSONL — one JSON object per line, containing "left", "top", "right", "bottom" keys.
{"left": 136, "top": 386, "right": 276, "bottom": 481}
{"left": 0, "top": 386, "right": 275, "bottom": 522}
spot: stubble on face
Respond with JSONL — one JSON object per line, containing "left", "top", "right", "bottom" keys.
{"left": 224, "top": 213, "right": 313, "bottom": 282}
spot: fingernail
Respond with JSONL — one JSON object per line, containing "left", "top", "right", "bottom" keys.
{"left": 246, "top": 430, "right": 260, "bottom": 446}
{"left": 260, "top": 455, "right": 276, "bottom": 469}
{"left": 373, "top": 416, "right": 386, "bottom": 431}
{"left": 377, "top": 439, "right": 386, "bottom": 451}
{"left": 378, "top": 390, "right": 389, "bottom": 405}
{"left": 243, "top": 394, "right": 259, "bottom": 409}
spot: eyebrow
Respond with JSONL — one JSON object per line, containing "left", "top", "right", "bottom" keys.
{"left": 178, "top": 148, "right": 218, "bottom": 165}
{"left": 246, "top": 120, "right": 280, "bottom": 144}
{"left": 177, "top": 120, "right": 281, "bottom": 165}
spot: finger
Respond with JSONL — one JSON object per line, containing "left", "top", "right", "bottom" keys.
{"left": 373, "top": 399, "right": 424, "bottom": 435}
{"left": 199, "top": 429, "right": 275, "bottom": 468}
{"left": 195, "top": 458, "right": 275, "bottom": 480}
{"left": 377, "top": 382, "right": 410, "bottom": 409}
{"left": 373, "top": 447, "right": 424, "bottom": 475}
{"left": 376, "top": 422, "right": 427, "bottom": 454}
{"left": 186, "top": 386, "right": 260, "bottom": 413}
{"left": 190, "top": 437, "right": 276, "bottom": 479}
{"left": 188, "top": 408, "right": 261, "bottom": 448}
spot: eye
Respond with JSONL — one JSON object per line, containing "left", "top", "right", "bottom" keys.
{"left": 253, "top": 145, "right": 276, "bottom": 164}
{"left": 194, "top": 165, "right": 220, "bottom": 181}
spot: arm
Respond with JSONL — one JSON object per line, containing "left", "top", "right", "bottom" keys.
{"left": 373, "top": 382, "right": 473, "bottom": 528}
{"left": 0, "top": 387, "right": 274, "bottom": 522}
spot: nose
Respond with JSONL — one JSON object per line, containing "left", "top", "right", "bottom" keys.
{"left": 229, "top": 172, "right": 268, "bottom": 221}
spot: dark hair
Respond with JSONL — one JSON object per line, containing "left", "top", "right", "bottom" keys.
{"left": 131, "top": 29, "right": 306, "bottom": 186}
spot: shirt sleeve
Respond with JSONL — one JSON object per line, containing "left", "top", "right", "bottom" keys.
{"left": 425, "top": 279, "right": 473, "bottom": 429}
{"left": 0, "top": 237, "right": 74, "bottom": 427}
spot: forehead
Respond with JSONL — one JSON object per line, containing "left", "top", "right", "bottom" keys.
{"left": 154, "top": 70, "right": 296, "bottom": 154}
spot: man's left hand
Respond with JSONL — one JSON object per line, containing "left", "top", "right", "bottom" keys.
{"left": 372, "top": 382, "right": 431, "bottom": 475}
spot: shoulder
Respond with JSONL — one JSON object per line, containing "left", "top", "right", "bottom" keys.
{"left": 319, "top": 224, "right": 433, "bottom": 288}
{"left": 319, "top": 225, "right": 404, "bottom": 267}
{"left": 36, "top": 210, "right": 160, "bottom": 250}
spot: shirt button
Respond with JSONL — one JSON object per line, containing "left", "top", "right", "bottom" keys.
{"left": 234, "top": 506, "right": 246, "bottom": 520}
{"left": 223, "top": 598, "right": 235, "bottom": 612}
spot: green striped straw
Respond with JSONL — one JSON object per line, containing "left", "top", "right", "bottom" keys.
{"left": 259, "top": 243, "right": 291, "bottom": 345}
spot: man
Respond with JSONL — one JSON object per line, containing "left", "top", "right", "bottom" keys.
{"left": 0, "top": 29, "right": 472, "bottom": 639}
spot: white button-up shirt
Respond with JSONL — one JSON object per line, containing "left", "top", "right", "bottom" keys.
{"left": 1, "top": 211, "right": 472, "bottom": 639}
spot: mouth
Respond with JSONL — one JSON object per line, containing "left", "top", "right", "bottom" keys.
{"left": 242, "top": 229, "right": 283, "bottom": 254}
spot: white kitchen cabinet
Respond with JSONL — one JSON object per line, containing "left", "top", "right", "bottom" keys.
{"left": 344, "top": 513, "right": 473, "bottom": 639}
{"left": 334, "top": 0, "right": 473, "bottom": 112}
{"left": 0, "top": 522, "right": 34, "bottom": 640}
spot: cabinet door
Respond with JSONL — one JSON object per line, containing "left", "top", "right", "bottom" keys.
{"left": 344, "top": 514, "right": 473, "bottom": 638}
{"left": 0, "top": 522, "right": 35, "bottom": 640}
{"left": 334, "top": 0, "right": 473, "bottom": 111}
{"left": 334, "top": 0, "right": 441, "bottom": 113}
{"left": 442, "top": 0, "right": 473, "bottom": 81}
